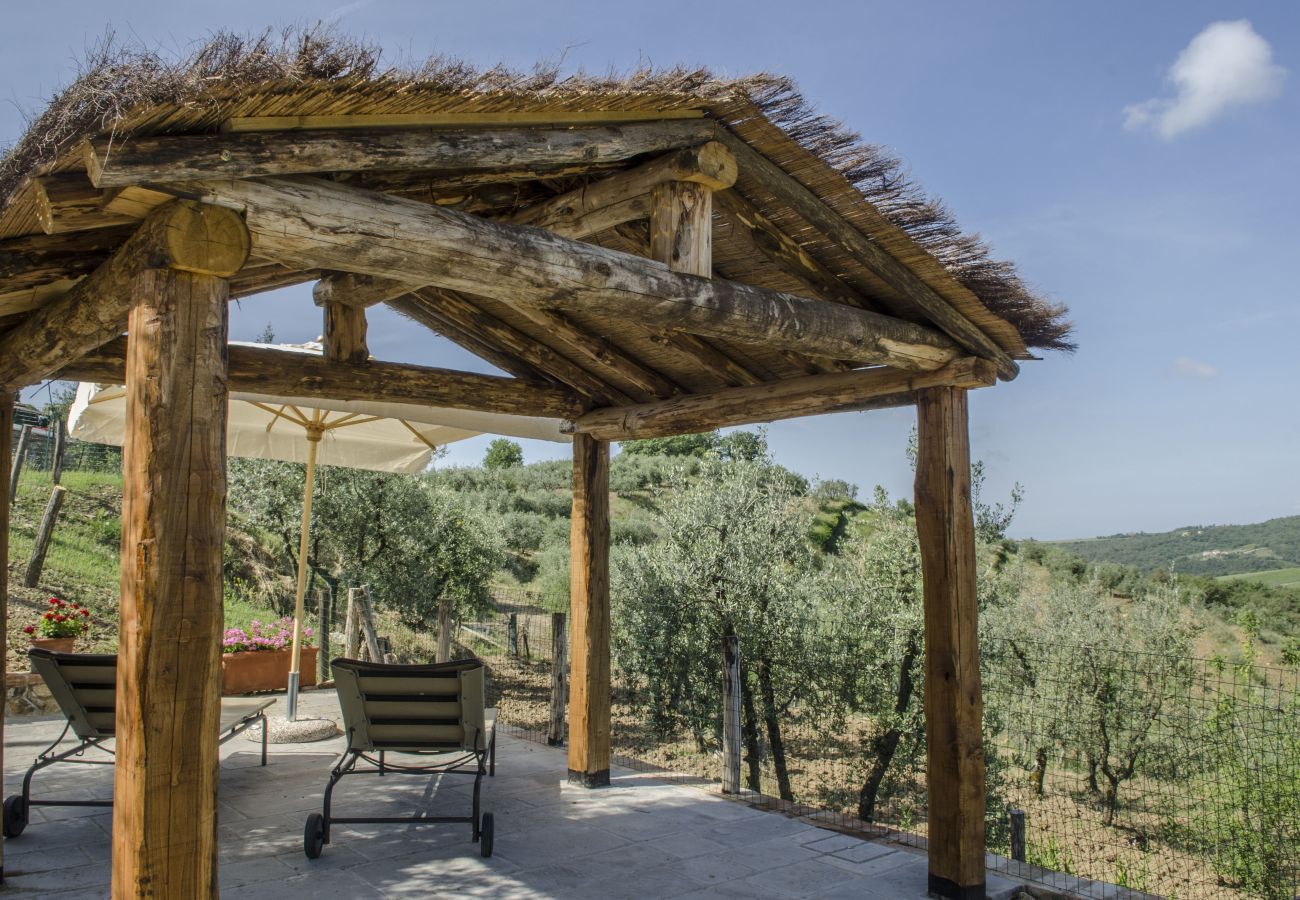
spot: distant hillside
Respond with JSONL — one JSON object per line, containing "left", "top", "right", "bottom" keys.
{"left": 1046, "top": 515, "right": 1300, "bottom": 577}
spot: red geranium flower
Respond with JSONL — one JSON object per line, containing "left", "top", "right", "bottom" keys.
{"left": 43, "top": 612, "right": 54, "bottom": 620}
{"left": 23, "top": 625, "right": 34, "bottom": 634}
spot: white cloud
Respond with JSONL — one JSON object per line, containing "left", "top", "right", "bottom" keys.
{"left": 1124, "top": 20, "right": 1286, "bottom": 139}
{"left": 1174, "top": 356, "right": 1218, "bottom": 378}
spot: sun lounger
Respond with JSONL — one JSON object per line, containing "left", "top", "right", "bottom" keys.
{"left": 303, "top": 656, "right": 497, "bottom": 859}
{"left": 2, "top": 647, "right": 273, "bottom": 838}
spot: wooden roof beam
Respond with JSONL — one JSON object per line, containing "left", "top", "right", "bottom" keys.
{"left": 57, "top": 337, "right": 585, "bottom": 419}
{"left": 385, "top": 293, "right": 555, "bottom": 384}
{"left": 567, "top": 357, "right": 997, "bottom": 441}
{"left": 181, "top": 176, "right": 960, "bottom": 374}
{"left": 0, "top": 200, "right": 249, "bottom": 389}
{"left": 85, "top": 120, "right": 718, "bottom": 188}
{"left": 713, "top": 131, "right": 1019, "bottom": 380}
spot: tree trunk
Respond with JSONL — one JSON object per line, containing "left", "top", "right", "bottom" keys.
{"left": 1032, "top": 746, "right": 1049, "bottom": 798}
{"left": 858, "top": 636, "right": 919, "bottom": 821}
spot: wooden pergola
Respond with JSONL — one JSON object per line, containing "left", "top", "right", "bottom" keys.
{"left": 0, "top": 41, "right": 1070, "bottom": 900}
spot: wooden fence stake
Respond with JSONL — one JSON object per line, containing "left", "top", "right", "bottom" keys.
{"left": 508, "top": 612, "right": 519, "bottom": 656}
{"left": 8, "top": 423, "right": 31, "bottom": 504}
{"left": 23, "top": 485, "right": 66, "bottom": 587}
{"left": 315, "top": 589, "right": 330, "bottom": 683}
{"left": 344, "top": 587, "right": 361, "bottom": 659}
{"left": 51, "top": 418, "right": 66, "bottom": 485}
{"left": 548, "top": 612, "right": 567, "bottom": 747}
{"left": 721, "top": 633, "right": 742, "bottom": 794}
{"left": 1010, "top": 810, "right": 1026, "bottom": 863}
{"left": 357, "top": 587, "right": 383, "bottom": 662}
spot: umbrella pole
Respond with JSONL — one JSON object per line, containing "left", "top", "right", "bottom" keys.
{"left": 287, "top": 431, "right": 322, "bottom": 721}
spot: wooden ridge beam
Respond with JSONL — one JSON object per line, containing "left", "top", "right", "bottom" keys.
{"left": 58, "top": 337, "right": 585, "bottom": 419}
{"left": 713, "top": 131, "right": 1019, "bottom": 380}
{"left": 181, "top": 176, "right": 960, "bottom": 374}
{"left": 0, "top": 201, "right": 249, "bottom": 390}
{"left": 567, "top": 357, "right": 996, "bottom": 441}
{"left": 86, "top": 120, "right": 717, "bottom": 188}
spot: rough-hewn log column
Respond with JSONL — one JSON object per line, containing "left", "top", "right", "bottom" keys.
{"left": 320, "top": 300, "right": 369, "bottom": 364}
{"left": 176, "top": 177, "right": 959, "bottom": 372}
{"left": 567, "top": 433, "right": 611, "bottom": 787}
{"left": 567, "top": 358, "right": 997, "bottom": 441}
{"left": 58, "top": 338, "right": 585, "bottom": 419}
{"left": 113, "top": 266, "right": 229, "bottom": 899}
{"left": 0, "top": 200, "right": 248, "bottom": 389}
{"left": 0, "top": 391, "right": 11, "bottom": 883}
{"left": 914, "top": 386, "right": 986, "bottom": 900}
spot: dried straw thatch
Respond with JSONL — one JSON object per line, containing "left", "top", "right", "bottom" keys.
{"left": 0, "top": 27, "right": 1072, "bottom": 352}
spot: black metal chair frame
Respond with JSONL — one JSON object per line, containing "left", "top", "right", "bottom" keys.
{"left": 316, "top": 727, "right": 496, "bottom": 845}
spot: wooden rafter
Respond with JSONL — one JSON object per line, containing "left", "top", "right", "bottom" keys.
{"left": 85, "top": 120, "right": 718, "bottom": 188}
{"left": 185, "top": 176, "right": 959, "bottom": 373}
{"left": 58, "top": 337, "right": 585, "bottom": 419}
{"left": 567, "top": 357, "right": 996, "bottom": 441}
{"left": 385, "top": 294, "right": 555, "bottom": 384}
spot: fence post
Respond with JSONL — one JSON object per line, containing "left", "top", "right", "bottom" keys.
{"left": 1009, "top": 809, "right": 1026, "bottom": 863}
{"left": 721, "top": 633, "right": 742, "bottom": 794}
{"left": 548, "top": 612, "right": 567, "bottom": 746}
{"left": 8, "top": 423, "right": 31, "bottom": 504}
{"left": 315, "top": 589, "right": 331, "bottom": 684}
{"left": 357, "top": 586, "right": 383, "bottom": 662}
{"left": 51, "top": 418, "right": 66, "bottom": 485}
{"left": 507, "top": 613, "right": 519, "bottom": 656}
{"left": 344, "top": 587, "right": 361, "bottom": 659}
{"left": 23, "top": 486, "right": 66, "bottom": 587}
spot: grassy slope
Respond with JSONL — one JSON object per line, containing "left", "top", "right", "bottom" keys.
{"left": 1047, "top": 515, "right": 1300, "bottom": 577}
{"left": 1217, "top": 566, "right": 1300, "bottom": 588}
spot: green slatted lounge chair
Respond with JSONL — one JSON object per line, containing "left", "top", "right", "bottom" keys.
{"left": 304, "top": 656, "right": 497, "bottom": 859}
{"left": 2, "top": 648, "right": 273, "bottom": 838}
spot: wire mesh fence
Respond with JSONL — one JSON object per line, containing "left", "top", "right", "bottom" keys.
{"left": 335, "top": 592, "right": 1298, "bottom": 900}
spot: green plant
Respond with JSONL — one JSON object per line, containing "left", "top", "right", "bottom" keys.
{"left": 25, "top": 597, "right": 93, "bottom": 639}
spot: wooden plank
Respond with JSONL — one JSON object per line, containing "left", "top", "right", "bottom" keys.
{"left": 22, "top": 485, "right": 66, "bottom": 587}
{"left": 714, "top": 131, "right": 1019, "bottom": 380}
{"left": 567, "top": 358, "right": 996, "bottom": 441}
{"left": 567, "top": 433, "right": 611, "bottom": 787}
{"left": 86, "top": 120, "right": 718, "bottom": 188}
{"left": 34, "top": 173, "right": 135, "bottom": 234}
{"left": 223, "top": 109, "right": 706, "bottom": 132}
{"left": 185, "top": 176, "right": 959, "bottom": 374}
{"left": 58, "top": 337, "right": 585, "bottom": 420}
{"left": 0, "top": 201, "right": 249, "bottom": 389}
{"left": 113, "top": 266, "right": 228, "bottom": 899}
{"left": 914, "top": 386, "right": 986, "bottom": 899}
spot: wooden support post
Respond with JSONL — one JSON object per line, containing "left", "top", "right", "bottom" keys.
{"left": 51, "top": 417, "right": 66, "bottom": 485}
{"left": 316, "top": 590, "right": 331, "bottom": 684}
{"left": 321, "top": 300, "right": 369, "bottom": 364}
{"left": 548, "top": 612, "right": 567, "bottom": 747}
{"left": 1, "top": 391, "right": 13, "bottom": 883}
{"left": 721, "top": 633, "right": 742, "bottom": 795}
{"left": 344, "top": 588, "right": 361, "bottom": 660}
{"left": 507, "top": 613, "right": 519, "bottom": 657}
{"left": 567, "top": 433, "right": 611, "bottom": 787}
{"left": 8, "top": 423, "right": 30, "bottom": 504}
{"left": 113, "top": 266, "right": 229, "bottom": 899}
{"left": 22, "top": 485, "right": 66, "bottom": 587}
{"left": 357, "top": 588, "right": 383, "bottom": 663}
{"left": 914, "top": 386, "right": 986, "bottom": 900}
{"left": 1010, "top": 809, "right": 1026, "bottom": 864}
{"left": 435, "top": 598, "right": 453, "bottom": 664}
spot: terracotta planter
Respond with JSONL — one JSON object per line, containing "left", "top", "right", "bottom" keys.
{"left": 221, "top": 647, "right": 318, "bottom": 695}
{"left": 30, "top": 637, "right": 77, "bottom": 654}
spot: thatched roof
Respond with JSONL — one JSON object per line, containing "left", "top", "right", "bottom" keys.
{"left": 0, "top": 29, "right": 1073, "bottom": 391}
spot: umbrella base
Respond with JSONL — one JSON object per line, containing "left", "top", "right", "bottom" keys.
{"left": 249, "top": 716, "right": 338, "bottom": 744}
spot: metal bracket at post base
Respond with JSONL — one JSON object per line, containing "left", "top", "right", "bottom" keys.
{"left": 927, "top": 873, "right": 985, "bottom": 900}
{"left": 567, "top": 769, "right": 609, "bottom": 788}
{"left": 286, "top": 671, "right": 300, "bottom": 721}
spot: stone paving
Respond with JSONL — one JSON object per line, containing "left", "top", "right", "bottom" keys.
{"left": 3, "top": 691, "right": 1026, "bottom": 899}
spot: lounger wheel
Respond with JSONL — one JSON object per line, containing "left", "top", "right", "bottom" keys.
{"left": 303, "top": 812, "right": 326, "bottom": 859}
{"left": 479, "top": 812, "right": 494, "bottom": 858}
{"left": 3, "top": 794, "right": 29, "bottom": 838}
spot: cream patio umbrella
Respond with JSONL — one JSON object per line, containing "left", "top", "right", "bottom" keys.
{"left": 69, "top": 342, "right": 569, "bottom": 719}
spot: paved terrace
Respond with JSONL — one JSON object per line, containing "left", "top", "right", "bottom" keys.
{"left": 3, "top": 693, "right": 1025, "bottom": 899}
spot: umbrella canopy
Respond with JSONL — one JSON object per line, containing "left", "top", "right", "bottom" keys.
{"left": 69, "top": 341, "right": 569, "bottom": 718}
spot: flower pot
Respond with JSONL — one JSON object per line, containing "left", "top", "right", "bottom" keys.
{"left": 221, "top": 647, "right": 319, "bottom": 695}
{"left": 30, "top": 637, "right": 77, "bottom": 655}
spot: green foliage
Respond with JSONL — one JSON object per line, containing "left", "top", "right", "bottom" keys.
{"left": 483, "top": 438, "right": 524, "bottom": 470}
{"left": 811, "top": 478, "right": 858, "bottom": 502}
{"left": 620, "top": 431, "right": 721, "bottom": 458}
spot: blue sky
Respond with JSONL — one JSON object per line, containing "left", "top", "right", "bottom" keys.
{"left": 4, "top": 2, "right": 1296, "bottom": 539}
